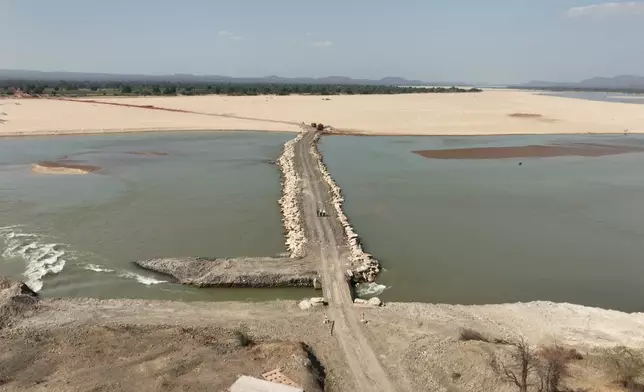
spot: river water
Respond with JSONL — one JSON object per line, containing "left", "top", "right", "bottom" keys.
{"left": 540, "top": 91, "right": 644, "bottom": 105}
{"left": 5, "top": 130, "right": 644, "bottom": 311}
{"left": 0, "top": 131, "right": 314, "bottom": 301}
{"left": 322, "top": 134, "right": 644, "bottom": 312}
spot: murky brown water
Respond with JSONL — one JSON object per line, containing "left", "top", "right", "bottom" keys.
{"left": 323, "top": 134, "right": 644, "bottom": 312}
{"left": 0, "top": 131, "right": 315, "bottom": 301}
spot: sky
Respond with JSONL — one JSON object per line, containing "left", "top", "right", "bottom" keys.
{"left": 1, "top": 0, "right": 643, "bottom": 84}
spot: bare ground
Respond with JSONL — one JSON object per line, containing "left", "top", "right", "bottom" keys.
{"left": 0, "top": 282, "right": 347, "bottom": 392}
{"left": 4, "top": 281, "right": 644, "bottom": 392}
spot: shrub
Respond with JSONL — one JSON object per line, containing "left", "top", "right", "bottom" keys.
{"left": 233, "top": 329, "right": 254, "bottom": 347}
{"left": 459, "top": 328, "right": 490, "bottom": 343}
{"left": 605, "top": 346, "right": 644, "bottom": 391}
{"left": 538, "top": 344, "right": 576, "bottom": 392}
{"left": 499, "top": 339, "right": 539, "bottom": 392}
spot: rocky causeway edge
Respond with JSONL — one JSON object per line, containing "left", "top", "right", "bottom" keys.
{"left": 135, "top": 257, "right": 317, "bottom": 288}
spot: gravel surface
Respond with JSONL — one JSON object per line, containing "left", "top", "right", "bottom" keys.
{"left": 135, "top": 257, "right": 317, "bottom": 287}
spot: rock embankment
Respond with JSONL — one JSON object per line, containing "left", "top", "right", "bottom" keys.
{"left": 0, "top": 278, "right": 39, "bottom": 329}
{"left": 135, "top": 257, "right": 317, "bottom": 288}
{"left": 277, "top": 132, "right": 307, "bottom": 259}
{"left": 309, "top": 132, "right": 381, "bottom": 284}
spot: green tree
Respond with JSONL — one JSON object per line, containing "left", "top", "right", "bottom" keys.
{"left": 120, "top": 85, "right": 133, "bottom": 94}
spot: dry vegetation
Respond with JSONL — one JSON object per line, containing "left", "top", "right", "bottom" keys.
{"left": 604, "top": 346, "right": 644, "bottom": 391}
{"left": 464, "top": 327, "right": 644, "bottom": 392}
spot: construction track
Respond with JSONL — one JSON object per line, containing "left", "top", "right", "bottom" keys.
{"left": 295, "top": 131, "right": 395, "bottom": 391}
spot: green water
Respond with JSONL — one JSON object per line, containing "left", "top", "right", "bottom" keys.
{"left": 322, "top": 134, "right": 644, "bottom": 312}
{"left": 0, "top": 131, "right": 314, "bottom": 301}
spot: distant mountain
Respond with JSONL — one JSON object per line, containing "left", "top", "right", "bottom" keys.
{"left": 0, "top": 69, "right": 469, "bottom": 87}
{"left": 520, "top": 75, "right": 644, "bottom": 90}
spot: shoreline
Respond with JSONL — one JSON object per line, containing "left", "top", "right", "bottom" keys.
{"left": 3, "top": 127, "right": 641, "bottom": 140}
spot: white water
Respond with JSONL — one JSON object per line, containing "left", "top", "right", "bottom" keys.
{"left": 83, "top": 263, "right": 114, "bottom": 273}
{"left": 0, "top": 225, "right": 69, "bottom": 292}
{"left": 118, "top": 271, "right": 167, "bottom": 285}
{"left": 355, "top": 282, "right": 388, "bottom": 298}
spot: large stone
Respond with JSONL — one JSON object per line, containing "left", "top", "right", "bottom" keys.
{"left": 368, "top": 297, "right": 383, "bottom": 307}
{"left": 298, "top": 300, "right": 312, "bottom": 310}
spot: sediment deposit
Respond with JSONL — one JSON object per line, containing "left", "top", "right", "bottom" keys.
{"left": 31, "top": 160, "right": 100, "bottom": 175}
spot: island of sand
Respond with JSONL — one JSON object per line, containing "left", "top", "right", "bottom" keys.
{"left": 31, "top": 160, "right": 100, "bottom": 175}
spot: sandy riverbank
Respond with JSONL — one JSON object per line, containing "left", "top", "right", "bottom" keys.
{"left": 2, "top": 90, "right": 644, "bottom": 137}
{"left": 3, "top": 279, "right": 644, "bottom": 391}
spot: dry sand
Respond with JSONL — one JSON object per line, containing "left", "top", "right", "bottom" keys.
{"left": 1, "top": 90, "right": 644, "bottom": 137}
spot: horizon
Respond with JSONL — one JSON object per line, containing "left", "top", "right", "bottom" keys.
{"left": 2, "top": 1, "right": 644, "bottom": 84}
{"left": 1, "top": 67, "right": 642, "bottom": 85}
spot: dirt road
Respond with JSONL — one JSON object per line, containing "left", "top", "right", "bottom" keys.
{"left": 295, "top": 130, "right": 397, "bottom": 391}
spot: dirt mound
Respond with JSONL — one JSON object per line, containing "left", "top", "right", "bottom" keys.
{"left": 509, "top": 112, "right": 542, "bottom": 118}
{"left": 0, "top": 324, "right": 324, "bottom": 392}
{"left": 0, "top": 279, "right": 39, "bottom": 329}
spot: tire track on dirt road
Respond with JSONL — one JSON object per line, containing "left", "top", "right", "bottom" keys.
{"left": 295, "top": 130, "right": 396, "bottom": 392}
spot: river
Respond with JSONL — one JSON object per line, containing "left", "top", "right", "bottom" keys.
{"left": 322, "top": 134, "right": 644, "bottom": 312}
{"left": 0, "top": 131, "right": 314, "bottom": 301}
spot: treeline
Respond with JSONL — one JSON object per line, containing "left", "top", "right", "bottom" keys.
{"left": 0, "top": 80, "right": 482, "bottom": 97}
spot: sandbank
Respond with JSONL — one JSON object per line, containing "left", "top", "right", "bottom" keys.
{"left": 2, "top": 90, "right": 644, "bottom": 137}
{"left": 31, "top": 160, "right": 100, "bottom": 174}
{"left": 414, "top": 142, "right": 644, "bottom": 159}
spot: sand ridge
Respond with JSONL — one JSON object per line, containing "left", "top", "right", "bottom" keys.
{"left": 1, "top": 90, "right": 644, "bottom": 136}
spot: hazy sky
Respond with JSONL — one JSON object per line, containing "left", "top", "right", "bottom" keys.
{"left": 1, "top": 0, "right": 643, "bottom": 83}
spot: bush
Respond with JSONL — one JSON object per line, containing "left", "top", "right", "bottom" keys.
{"left": 233, "top": 329, "right": 254, "bottom": 347}
{"left": 459, "top": 328, "right": 490, "bottom": 343}
{"left": 316, "top": 123, "right": 325, "bottom": 131}
{"left": 606, "top": 346, "right": 644, "bottom": 391}
{"left": 538, "top": 344, "right": 577, "bottom": 392}
{"left": 499, "top": 339, "right": 539, "bottom": 392}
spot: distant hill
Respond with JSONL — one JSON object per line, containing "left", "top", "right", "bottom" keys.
{"left": 0, "top": 69, "right": 469, "bottom": 87}
{"left": 520, "top": 75, "right": 644, "bottom": 90}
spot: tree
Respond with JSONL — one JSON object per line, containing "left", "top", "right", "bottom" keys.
{"left": 162, "top": 86, "right": 176, "bottom": 95}
{"left": 120, "top": 85, "right": 132, "bottom": 94}
{"left": 537, "top": 345, "right": 575, "bottom": 392}
{"left": 152, "top": 86, "right": 161, "bottom": 95}
{"left": 498, "top": 339, "right": 539, "bottom": 392}
{"left": 606, "top": 346, "right": 644, "bottom": 390}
